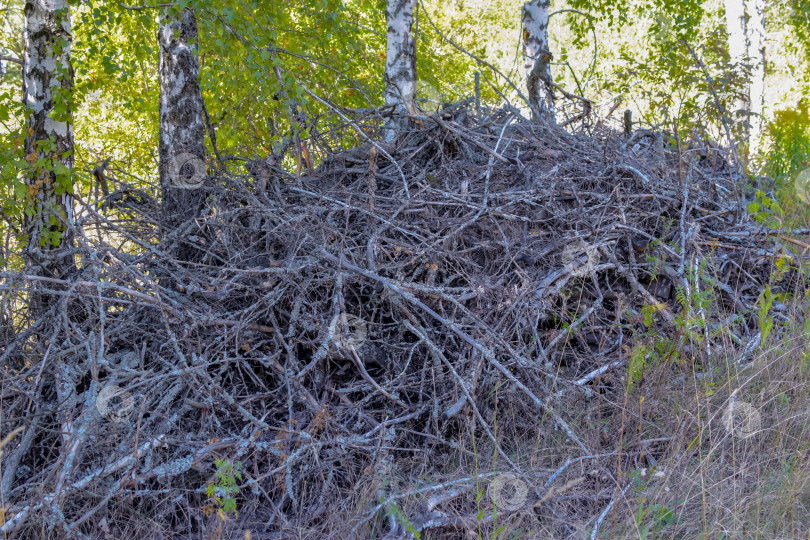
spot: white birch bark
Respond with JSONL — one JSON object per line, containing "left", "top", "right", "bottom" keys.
{"left": 22, "top": 0, "right": 74, "bottom": 281}
{"left": 523, "top": 0, "right": 555, "bottom": 121}
{"left": 384, "top": 0, "right": 417, "bottom": 142}
{"left": 158, "top": 7, "right": 208, "bottom": 258}
{"left": 725, "top": 0, "right": 766, "bottom": 154}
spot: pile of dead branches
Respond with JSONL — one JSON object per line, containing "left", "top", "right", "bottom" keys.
{"left": 1, "top": 103, "right": 806, "bottom": 539}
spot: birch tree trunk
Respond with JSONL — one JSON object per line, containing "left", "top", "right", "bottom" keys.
{"left": 384, "top": 0, "right": 417, "bottom": 142}
{"left": 22, "top": 0, "right": 75, "bottom": 290}
{"left": 158, "top": 7, "right": 208, "bottom": 259}
{"left": 523, "top": 0, "right": 555, "bottom": 121}
{"left": 725, "top": 0, "right": 766, "bottom": 155}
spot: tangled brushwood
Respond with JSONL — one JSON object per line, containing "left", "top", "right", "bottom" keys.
{"left": 1, "top": 104, "right": 809, "bottom": 539}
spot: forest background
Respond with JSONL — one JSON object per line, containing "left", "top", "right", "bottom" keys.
{"left": 0, "top": 0, "right": 809, "bottom": 237}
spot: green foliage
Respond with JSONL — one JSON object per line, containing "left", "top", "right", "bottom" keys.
{"left": 757, "top": 273, "right": 790, "bottom": 346}
{"left": 627, "top": 343, "right": 651, "bottom": 390}
{"left": 747, "top": 189, "right": 784, "bottom": 226}
{"left": 0, "top": 103, "right": 25, "bottom": 232}
{"left": 0, "top": 0, "right": 808, "bottom": 254}
{"left": 758, "top": 285, "right": 776, "bottom": 343}
{"left": 0, "top": 3, "right": 75, "bottom": 253}
{"left": 783, "top": 0, "right": 810, "bottom": 65}
{"left": 565, "top": 0, "right": 749, "bottom": 155}
{"left": 71, "top": 2, "right": 159, "bottom": 184}
{"left": 628, "top": 468, "right": 678, "bottom": 539}
{"left": 634, "top": 499, "right": 675, "bottom": 539}
{"left": 675, "top": 280, "right": 714, "bottom": 322}
{"left": 756, "top": 100, "right": 810, "bottom": 226}
{"left": 765, "top": 100, "right": 810, "bottom": 181}
{"left": 475, "top": 484, "right": 486, "bottom": 530}
{"left": 639, "top": 303, "right": 658, "bottom": 329}
{"left": 383, "top": 500, "right": 421, "bottom": 539}
{"left": 205, "top": 457, "right": 242, "bottom": 519}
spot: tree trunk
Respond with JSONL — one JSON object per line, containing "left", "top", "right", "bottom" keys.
{"left": 523, "top": 0, "right": 555, "bottom": 122}
{"left": 725, "top": 0, "right": 766, "bottom": 156}
{"left": 22, "top": 0, "right": 75, "bottom": 312}
{"left": 384, "top": 0, "right": 417, "bottom": 142}
{"left": 158, "top": 7, "right": 208, "bottom": 259}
